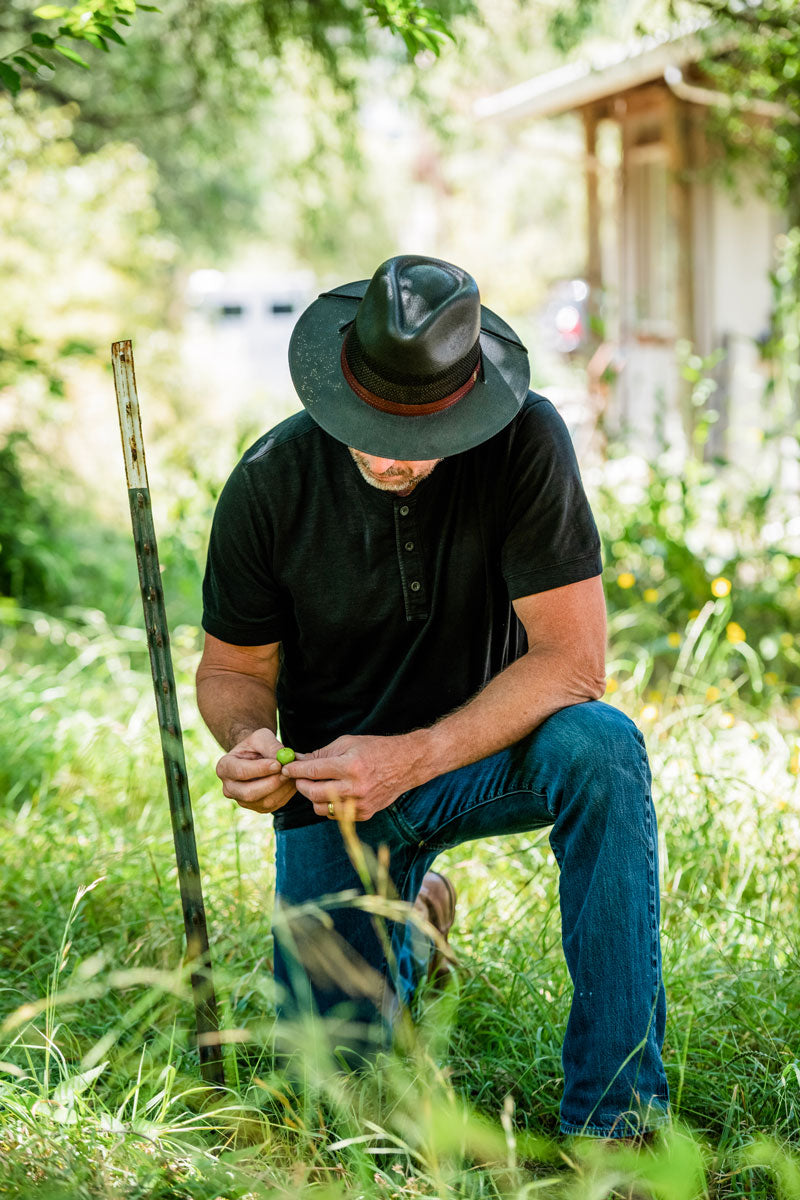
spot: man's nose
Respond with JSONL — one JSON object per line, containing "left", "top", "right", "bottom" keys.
{"left": 370, "top": 458, "right": 399, "bottom": 474}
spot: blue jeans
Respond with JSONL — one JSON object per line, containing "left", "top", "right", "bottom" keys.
{"left": 273, "top": 701, "right": 670, "bottom": 1138}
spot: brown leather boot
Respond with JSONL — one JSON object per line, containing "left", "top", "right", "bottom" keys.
{"left": 413, "top": 870, "right": 457, "bottom": 988}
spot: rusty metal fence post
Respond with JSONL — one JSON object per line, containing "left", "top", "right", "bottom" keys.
{"left": 111, "top": 340, "right": 225, "bottom": 1088}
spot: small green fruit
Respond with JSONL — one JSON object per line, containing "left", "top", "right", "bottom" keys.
{"left": 276, "top": 746, "right": 295, "bottom": 765}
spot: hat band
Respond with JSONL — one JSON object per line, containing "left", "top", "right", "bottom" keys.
{"left": 340, "top": 340, "right": 481, "bottom": 416}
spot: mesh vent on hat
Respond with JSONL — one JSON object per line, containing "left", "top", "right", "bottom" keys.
{"left": 343, "top": 325, "right": 481, "bottom": 407}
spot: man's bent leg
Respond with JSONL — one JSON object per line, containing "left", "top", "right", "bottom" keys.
{"left": 272, "top": 808, "right": 419, "bottom": 1062}
{"left": 392, "top": 700, "right": 669, "bottom": 1137}
{"left": 539, "top": 704, "right": 668, "bottom": 1137}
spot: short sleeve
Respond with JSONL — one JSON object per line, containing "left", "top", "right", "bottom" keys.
{"left": 501, "top": 398, "right": 602, "bottom": 600}
{"left": 201, "top": 462, "right": 286, "bottom": 645}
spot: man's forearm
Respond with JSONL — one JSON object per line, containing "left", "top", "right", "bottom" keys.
{"left": 196, "top": 673, "right": 277, "bottom": 751}
{"left": 281, "top": 645, "right": 606, "bottom": 822}
{"left": 402, "top": 647, "right": 605, "bottom": 790}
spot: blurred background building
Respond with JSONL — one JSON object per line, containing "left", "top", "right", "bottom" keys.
{"left": 477, "top": 23, "right": 785, "bottom": 464}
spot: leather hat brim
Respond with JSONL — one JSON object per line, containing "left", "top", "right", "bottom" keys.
{"left": 288, "top": 280, "right": 531, "bottom": 459}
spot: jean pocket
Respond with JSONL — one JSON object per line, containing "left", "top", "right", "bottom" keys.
{"left": 385, "top": 793, "right": 421, "bottom": 845}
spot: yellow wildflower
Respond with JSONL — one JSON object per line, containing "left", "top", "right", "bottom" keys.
{"left": 718, "top": 712, "right": 735, "bottom": 729}
{"left": 705, "top": 685, "right": 721, "bottom": 703}
{"left": 605, "top": 677, "right": 618, "bottom": 695}
{"left": 764, "top": 672, "right": 778, "bottom": 687}
{"left": 726, "top": 622, "right": 746, "bottom": 644}
{"left": 617, "top": 572, "right": 635, "bottom": 589}
{"left": 643, "top": 588, "right": 659, "bottom": 603}
{"left": 688, "top": 609, "right": 700, "bottom": 620}
{"left": 711, "top": 577, "right": 731, "bottom": 598}
{"left": 667, "top": 632, "right": 681, "bottom": 648}
{"left": 780, "top": 633, "right": 793, "bottom": 649}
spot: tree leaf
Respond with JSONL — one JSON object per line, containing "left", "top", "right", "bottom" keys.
{"left": 33, "top": 4, "right": 70, "bottom": 18}
{"left": 95, "top": 22, "right": 126, "bottom": 44}
{"left": 0, "top": 63, "right": 21, "bottom": 93}
{"left": 54, "top": 44, "right": 91, "bottom": 68}
{"left": 135, "top": 3, "right": 161, "bottom": 9}
{"left": 13, "top": 56, "right": 41, "bottom": 74}
{"left": 31, "top": 32, "right": 56, "bottom": 47}
{"left": 82, "top": 33, "right": 109, "bottom": 50}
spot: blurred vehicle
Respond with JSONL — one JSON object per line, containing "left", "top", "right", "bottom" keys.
{"left": 183, "top": 268, "right": 315, "bottom": 400}
{"left": 539, "top": 278, "right": 592, "bottom": 355}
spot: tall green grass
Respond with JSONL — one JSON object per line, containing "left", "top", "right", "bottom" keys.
{"left": 1, "top": 601, "right": 799, "bottom": 1198}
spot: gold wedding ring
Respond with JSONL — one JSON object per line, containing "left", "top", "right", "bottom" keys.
{"left": 327, "top": 800, "right": 335, "bottom": 818}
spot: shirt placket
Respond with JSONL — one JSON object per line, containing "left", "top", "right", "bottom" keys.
{"left": 394, "top": 500, "right": 428, "bottom": 621}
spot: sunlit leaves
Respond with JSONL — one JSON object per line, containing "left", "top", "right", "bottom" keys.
{"left": 367, "top": 0, "right": 457, "bottom": 57}
{"left": 0, "top": 1, "right": 155, "bottom": 92}
{"left": 54, "top": 43, "right": 90, "bottom": 67}
{"left": 0, "top": 0, "right": 466, "bottom": 97}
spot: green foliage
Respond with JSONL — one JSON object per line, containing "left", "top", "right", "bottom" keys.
{"left": 0, "top": 600, "right": 799, "bottom": 1193}
{"left": 547, "top": 0, "right": 602, "bottom": 55}
{"left": 763, "top": 227, "right": 800, "bottom": 413}
{"left": 0, "top": 0, "right": 475, "bottom": 249}
{"left": 0, "top": 90, "right": 178, "bottom": 619}
{"left": 697, "top": 0, "right": 800, "bottom": 221}
{"left": 594, "top": 447, "right": 800, "bottom": 709}
{"left": 0, "top": 0, "right": 468, "bottom": 97}
{"left": 0, "top": 1, "right": 155, "bottom": 95}
{"left": 367, "top": 0, "right": 457, "bottom": 56}
{"left": 0, "top": 428, "right": 141, "bottom": 618}
{"left": 0, "top": 433, "right": 74, "bottom": 607}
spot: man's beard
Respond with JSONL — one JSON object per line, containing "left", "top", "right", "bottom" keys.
{"left": 348, "top": 449, "right": 440, "bottom": 494}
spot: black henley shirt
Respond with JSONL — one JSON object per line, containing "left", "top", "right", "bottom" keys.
{"left": 202, "top": 391, "right": 602, "bottom": 830}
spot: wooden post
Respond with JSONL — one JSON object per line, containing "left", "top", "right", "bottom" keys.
{"left": 111, "top": 340, "right": 225, "bottom": 1089}
{"left": 584, "top": 106, "right": 603, "bottom": 348}
{"left": 665, "top": 93, "right": 697, "bottom": 450}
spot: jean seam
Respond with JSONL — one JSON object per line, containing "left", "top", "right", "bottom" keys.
{"left": 385, "top": 802, "right": 420, "bottom": 845}
{"left": 416, "top": 785, "right": 550, "bottom": 851}
{"left": 643, "top": 782, "right": 663, "bottom": 1088}
{"left": 632, "top": 736, "right": 661, "bottom": 1101}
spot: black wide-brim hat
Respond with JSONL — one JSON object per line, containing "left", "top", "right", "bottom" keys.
{"left": 288, "top": 254, "right": 530, "bottom": 459}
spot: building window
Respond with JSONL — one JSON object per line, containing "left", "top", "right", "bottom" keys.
{"left": 628, "top": 143, "right": 677, "bottom": 337}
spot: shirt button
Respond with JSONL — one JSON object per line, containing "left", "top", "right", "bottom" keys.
{"left": 410, "top": 580, "right": 421, "bottom": 592}
{"left": 405, "top": 541, "right": 414, "bottom": 552}
{"left": 399, "top": 505, "right": 410, "bottom": 516}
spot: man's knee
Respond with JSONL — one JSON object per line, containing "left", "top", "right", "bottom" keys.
{"left": 528, "top": 701, "right": 651, "bottom": 818}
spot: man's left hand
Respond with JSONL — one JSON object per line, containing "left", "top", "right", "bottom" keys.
{"left": 280, "top": 733, "right": 426, "bottom": 822}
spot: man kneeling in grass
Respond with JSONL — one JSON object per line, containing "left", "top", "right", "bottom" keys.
{"left": 196, "top": 254, "right": 670, "bottom": 1141}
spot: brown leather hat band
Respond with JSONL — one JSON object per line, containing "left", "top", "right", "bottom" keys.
{"left": 340, "top": 340, "right": 481, "bottom": 416}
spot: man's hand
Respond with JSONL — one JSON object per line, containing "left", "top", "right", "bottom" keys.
{"left": 281, "top": 733, "right": 425, "bottom": 822}
{"left": 216, "top": 728, "right": 298, "bottom": 815}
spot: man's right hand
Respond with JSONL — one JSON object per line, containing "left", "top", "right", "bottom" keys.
{"left": 215, "top": 728, "right": 297, "bottom": 814}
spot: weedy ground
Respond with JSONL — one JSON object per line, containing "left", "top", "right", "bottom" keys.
{"left": 1, "top": 600, "right": 799, "bottom": 1200}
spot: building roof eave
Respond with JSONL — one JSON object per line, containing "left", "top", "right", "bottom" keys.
{"left": 474, "top": 23, "right": 736, "bottom": 122}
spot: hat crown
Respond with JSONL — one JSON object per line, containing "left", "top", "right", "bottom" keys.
{"left": 354, "top": 255, "right": 481, "bottom": 377}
